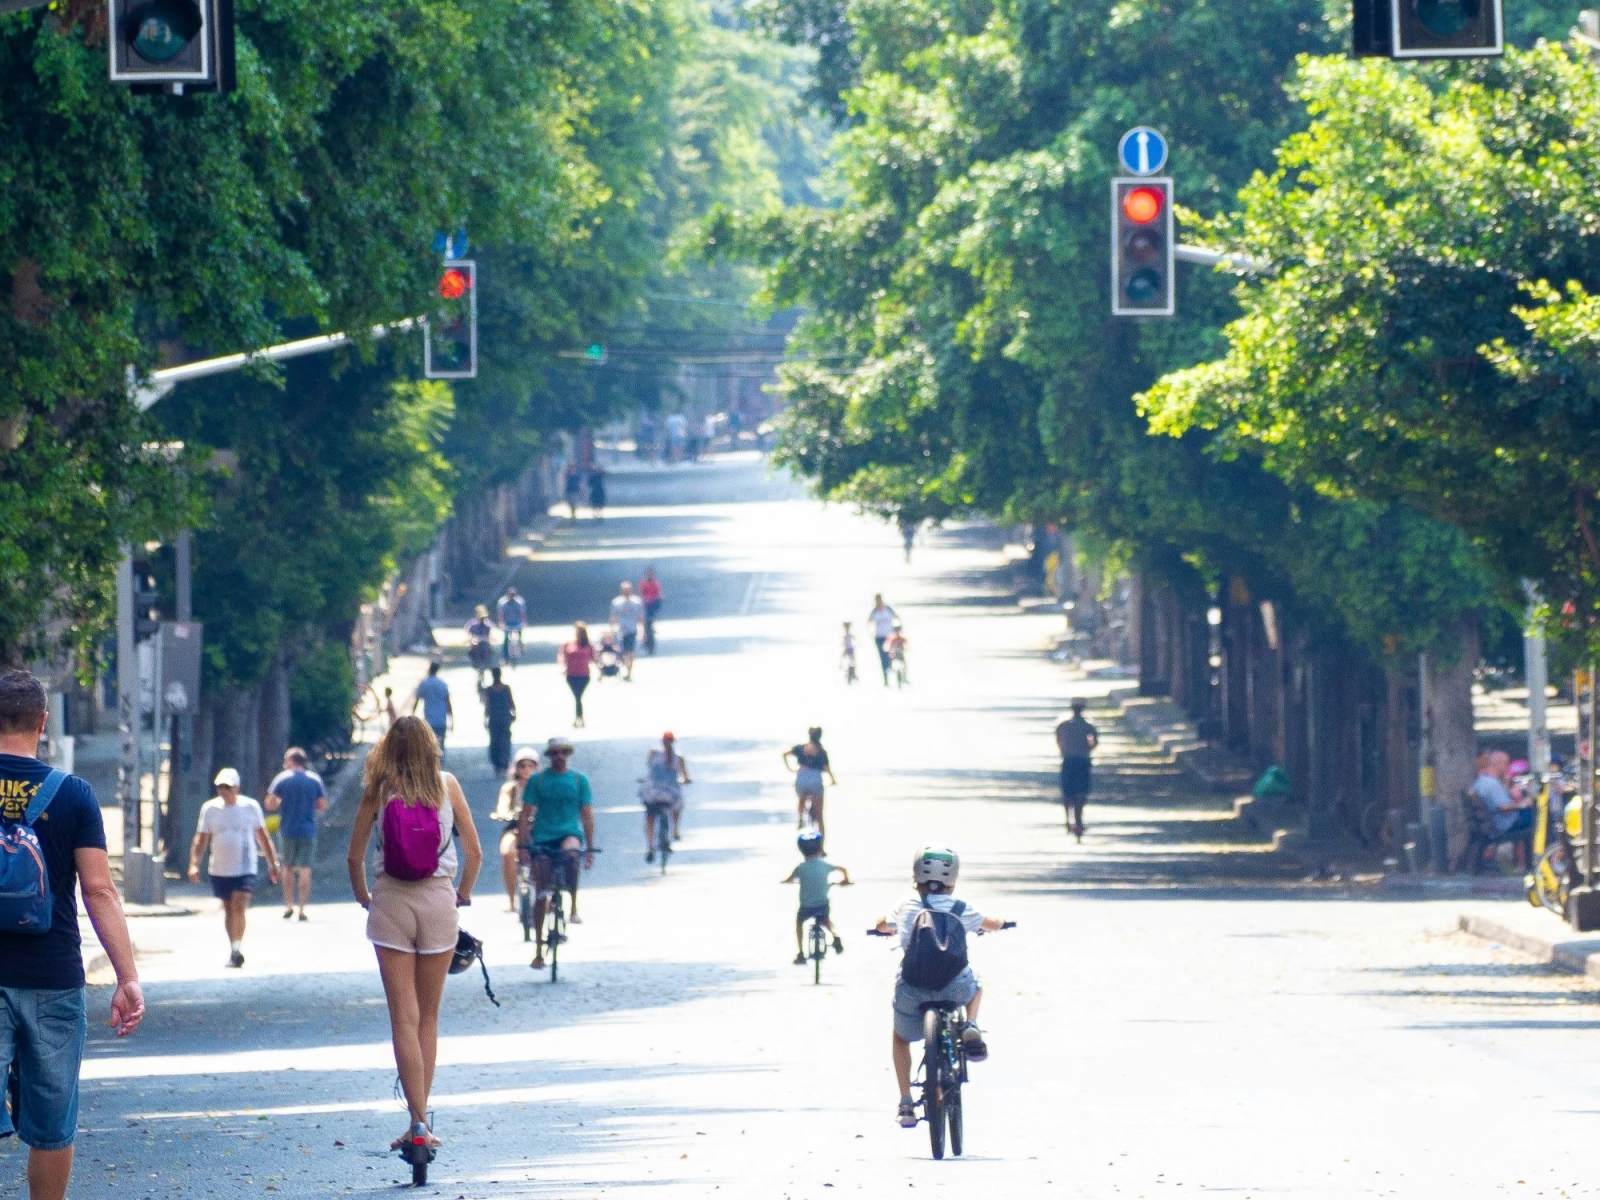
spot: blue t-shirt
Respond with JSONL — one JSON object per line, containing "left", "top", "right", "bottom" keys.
{"left": 269, "top": 768, "right": 326, "bottom": 840}
{"left": 791, "top": 857, "right": 837, "bottom": 908}
{"left": 416, "top": 676, "right": 450, "bottom": 727}
{"left": 0, "top": 754, "right": 107, "bottom": 990}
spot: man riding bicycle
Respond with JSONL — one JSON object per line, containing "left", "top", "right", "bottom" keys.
{"left": 496, "top": 587, "right": 527, "bottom": 665}
{"left": 516, "top": 737, "right": 595, "bottom": 970}
{"left": 465, "top": 606, "right": 494, "bottom": 687}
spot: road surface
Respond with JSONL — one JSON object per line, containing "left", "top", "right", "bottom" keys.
{"left": 19, "top": 453, "right": 1600, "bottom": 1198}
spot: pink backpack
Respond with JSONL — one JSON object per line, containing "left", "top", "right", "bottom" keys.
{"left": 381, "top": 795, "right": 442, "bottom": 881}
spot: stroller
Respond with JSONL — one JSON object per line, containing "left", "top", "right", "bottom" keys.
{"left": 597, "top": 633, "right": 622, "bottom": 680}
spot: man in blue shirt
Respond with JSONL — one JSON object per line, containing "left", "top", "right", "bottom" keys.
{"left": 411, "top": 662, "right": 453, "bottom": 758}
{"left": 0, "top": 671, "right": 143, "bottom": 1199}
{"left": 266, "top": 747, "right": 327, "bottom": 921}
{"left": 1472, "top": 749, "right": 1533, "bottom": 838}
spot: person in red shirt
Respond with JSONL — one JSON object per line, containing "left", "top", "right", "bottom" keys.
{"left": 557, "top": 622, "right": 596, "bottom": 728}
{"left": 638, "top": 567, "right": 663, "bottom": 655}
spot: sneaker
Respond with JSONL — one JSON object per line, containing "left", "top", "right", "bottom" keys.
{"left": 569, "top": 913, "right": 583, "bottom": 924}
{"left": 897, "top": 1100, "right": 917, "bottom": 1128}
{"left": 282, "top": 909, "right": 294, "bottom": 920}
{"left": 962, "top": 1025, "right": 988, "bottom": 1062}
{"left": 832, "top": 936, "right": 844, "bottom": 954}
{"left": 227, "top": 950, "right": 244, "bottom": 969}
{"left": 646, "top": 851, "right": 654, "bottom": 863}
{"left": 794, "top": 953, "right": 807, "bottom": 966}
{"left": 298, "top": 912, "right": 308, "bottom": 922}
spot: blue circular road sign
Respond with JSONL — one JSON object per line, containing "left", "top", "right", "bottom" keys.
{"left": 1117, "top": 127, "right": 1168, "bottom": 176}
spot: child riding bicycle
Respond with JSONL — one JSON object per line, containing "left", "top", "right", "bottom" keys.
{"left": 782, "top": 831, "right": 850, "bottom": 964}
{"left": 871, "top": 846, "right": 1009, "bottom": 1129}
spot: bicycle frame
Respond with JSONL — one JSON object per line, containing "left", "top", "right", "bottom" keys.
{"left": 917, "top": 1003, "right": 966, "bottom": 1159}
{"left": 807, "top": 917, "right": 829, "bottom": 984}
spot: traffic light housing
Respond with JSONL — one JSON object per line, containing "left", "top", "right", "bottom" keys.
{"left": 109, "top": 0, "right": 235, "bottom": 92}
{"left": 1351, "top": 0, "right": 1502, "bottom": 57}
{"left": 131, "top": 561, "right": 162, "bottom": 641}
{"left": 424, "top": 260, "right": 477, "bottom": 379}
{"left": 1111, "top": 177, "right": 1173, "bottom": 317}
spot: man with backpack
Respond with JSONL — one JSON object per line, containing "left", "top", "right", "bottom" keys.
{"left": 0, "top": 670, "right": 143, "bottom": 1200}
{"left": 872, "top": 846, "right": 1009, "bottom": 1130}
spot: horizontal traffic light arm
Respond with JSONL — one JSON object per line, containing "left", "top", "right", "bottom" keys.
{"left": 131, "top": 316, "right": 421, "bottom": 410}
{"left": 1175, "top": 244, "right": 1268, "bottom": 273}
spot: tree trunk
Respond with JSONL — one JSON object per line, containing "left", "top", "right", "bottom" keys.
{"left": 256, "top": 646, "right": 293, "bottom": 795}
{"left": 1430, "top": 614, "right": 1480, "bottom": 868}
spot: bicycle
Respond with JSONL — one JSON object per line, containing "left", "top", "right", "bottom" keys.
{"left": 351, "top": 682, "right": 383, "bottom": 738}
{"left": 501, "top": 627, "right": 523, "bottom": 666}
{"left": 798, "top": 793, "right": 822, "bottom": 833}
{"left": 892, "top": 652, "right": 908, "bottom": 689}
{"left": 804, "top": 912, "right": 832, "bottom": 984}
{"left": 1526, "top": 771, "right": 1575, "bottom": 915}
{"left": 646, "top": 798, "right": 673, "bottom": 874}
{"left": 526, "top": 845, "right": 599, "bottom": 983}
{"left": 869, "top": 921, "right": 1015, "bottom": 1159}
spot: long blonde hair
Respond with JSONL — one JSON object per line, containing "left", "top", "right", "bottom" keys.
{"left": 362, "top": 716, "right": 445, "bottom": 810}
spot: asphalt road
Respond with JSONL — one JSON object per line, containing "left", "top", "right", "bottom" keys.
{"left": 17, "top": 452, "right": 1600, "bottom": 1198}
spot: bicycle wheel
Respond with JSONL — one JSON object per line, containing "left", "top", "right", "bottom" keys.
{"left": 657, "top": 811, "right": 671, "bottom": 874}
{"left": 922, "top": 1009, "right": 945, "bottom": 1160}
{"left": 1535, "top": 847, "right": 1569, "bottom": 914}
{"left": 517, "top": 879, "right": 533, "bottom": 943}
{"left": 946, "top": 1085, "right": 963, "bottom": 1157}
{"left": 810, "top": 923, "right": 826, "bottom": 985}
{"left": 547, "top": 899, "right": 563, "bottom": 984}
{"left": 411, "top": 1155, "right": 428, "bottom": 1187}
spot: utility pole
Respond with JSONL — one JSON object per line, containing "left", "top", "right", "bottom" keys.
{"left": 1524, "top": 611, "right": 1550, "bottom": 776}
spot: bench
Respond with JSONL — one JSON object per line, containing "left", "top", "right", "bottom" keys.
{"left": 1455, "top": 787, "right": 1532, "bottom": 874}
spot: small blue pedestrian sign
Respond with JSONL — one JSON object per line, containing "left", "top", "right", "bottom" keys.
{"left": 1117, "top": 127, "right": 1168, "bottom": 176}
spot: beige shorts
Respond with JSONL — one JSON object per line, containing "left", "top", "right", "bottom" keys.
{"left": 366, "top": 873, "right": 458, "bottom": 955}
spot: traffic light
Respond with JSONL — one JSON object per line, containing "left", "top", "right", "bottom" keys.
{"left": 1111, "top": 177, "right": 1173, "bottom": 317}
{"left": 109, "top": 0, "right": 235, "bottom": 92}
{"left": 131, "top": 562, "right": 162, "bottom": 640}
{"left": 424, "top": 260, "right": 477, "bottom": 379}
{"left": 1351, "top": 0, "right": 1502, "bottom": 57}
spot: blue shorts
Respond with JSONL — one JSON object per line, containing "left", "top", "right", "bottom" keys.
{"left": 0, "top": 986, "right": 87, "bottom": 1150}
{"left": 797, "top": 904, "right": 830, "bottom": 923}
{"left": 621, "top": 631, "right": 638, "bottom": 654}
{"left": 211, "top": 873, "right": 255, "bottom": 900}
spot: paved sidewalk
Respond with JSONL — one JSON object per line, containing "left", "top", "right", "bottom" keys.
{"left": 1458, "top": 900, "right": 1600, "bottom": 980}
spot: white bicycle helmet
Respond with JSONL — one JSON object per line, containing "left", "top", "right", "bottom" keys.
{"left": 912, "top": 845, "right": 960, "bottom": 888}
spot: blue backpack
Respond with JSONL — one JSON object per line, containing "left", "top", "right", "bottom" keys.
{"left": 0, "top": 770, "right": 66, "bottom": 934}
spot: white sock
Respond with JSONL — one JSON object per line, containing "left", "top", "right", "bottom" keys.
{"left": 230, "top": 941, "right": 241, "bottom": 953}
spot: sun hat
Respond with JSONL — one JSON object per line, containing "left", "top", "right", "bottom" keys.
{"left": 545, "top": 736, "right": 576, "bottom": 754}
{"left": 513, "top": 747, "right": 540, "bottom": 765}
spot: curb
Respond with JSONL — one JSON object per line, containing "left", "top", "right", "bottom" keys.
{"left": 1458, "top": 913, "right": 1600, "bottom": 980}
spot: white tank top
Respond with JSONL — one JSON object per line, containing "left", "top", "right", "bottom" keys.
{"left": 374, "top": 777, "right": 458, "bottom": 879}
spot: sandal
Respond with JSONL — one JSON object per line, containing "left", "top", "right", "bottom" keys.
{"left": 793, "top": 953, "right": 806, "bottom": 966}
{"left": 897, "top": 1101, "right": 917, "bottom": 1128}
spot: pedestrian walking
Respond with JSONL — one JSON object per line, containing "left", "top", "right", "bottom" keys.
{"left": 346, "top": 716, "right": 482, "bottom": 1158}
{"left": 265, "top": 747, "right": 327, "bottom": 921}
{"left": 558, "top": 621, "right": 596, "bottom": 727}
{"left": 563, "top": 463, "right": 583, "bottom": 519}
{"left": 188, "top": 768, "right": 280, "bottom": 968}
{"left": 639, "top": 566, "right": 663, "bottom": 654}
{"left": 588, "top": 464, "right": 607, "bottom": 520}
{"left": 488, "top": 748, "right": 539, "bottom": 911}
{"left": 1055, "top": 699, "right": 1098, "bottom": 840}
{"left": 867, "top": 593, "right": 899, "bottom": 685}
{"left": 0, "top": 671, "right": 143, "bottom": 1200}
{"left": 481, "top": 666, "right": 516, "bottom": 774}
{"left": 609, "top": 580, "right": 645, "bottom": 680}
{"left": 411, "top": 661, "right": 453, "bottom": 757}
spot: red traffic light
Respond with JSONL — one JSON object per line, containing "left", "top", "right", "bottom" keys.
{"left": 438, "top": 268, "right": 469, "bottom": 300}
{"left": 1122, "top": 186, "right": 1164, "bottom": 224}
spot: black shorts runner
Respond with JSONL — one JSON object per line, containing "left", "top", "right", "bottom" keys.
{"left": 1060, "top": 756, "right": 1092, "bottom": 800}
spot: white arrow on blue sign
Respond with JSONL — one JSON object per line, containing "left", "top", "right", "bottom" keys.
{"left": 1117, "top": 127, "right": 1168, "bottom": 177}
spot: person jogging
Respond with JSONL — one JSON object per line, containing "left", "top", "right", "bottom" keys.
{"left": 0, "top": 671, "right": 143, "bottom": 1200}
{"left": 1056, "top": 699, "right": 1098, "bottom": 839}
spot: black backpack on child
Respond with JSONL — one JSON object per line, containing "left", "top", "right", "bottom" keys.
{"left": 901, "top": 897, "right": 969, "bottom": 988}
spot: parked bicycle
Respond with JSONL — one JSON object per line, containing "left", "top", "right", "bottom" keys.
{"left": 1526, "top": 768, "right": 1578, "bottom": 916}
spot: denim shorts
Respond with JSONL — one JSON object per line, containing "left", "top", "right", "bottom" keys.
{"left": 892, "top": 966, "right": 979, "bottom": 1043}
{"left": 0, "top": 986, "right": 88, "bottom": 1150}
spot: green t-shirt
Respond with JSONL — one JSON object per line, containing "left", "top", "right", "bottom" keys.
{"left": 525, "top": 769, "right": 592, "bottom": 844}
{"left": 793, "top": 857, "right": 837, "bottom": 907}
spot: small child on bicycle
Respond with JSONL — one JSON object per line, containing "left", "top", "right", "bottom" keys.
{"left": 871, "top": 845, "right": 1008, "bottom": 1129}
{"left": 782, "top": 831, "right": 850, "bottom": 965}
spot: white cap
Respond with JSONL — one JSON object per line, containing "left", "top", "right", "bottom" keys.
{"left": 213, "top": 767, "right": 241, "bottom": 788}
